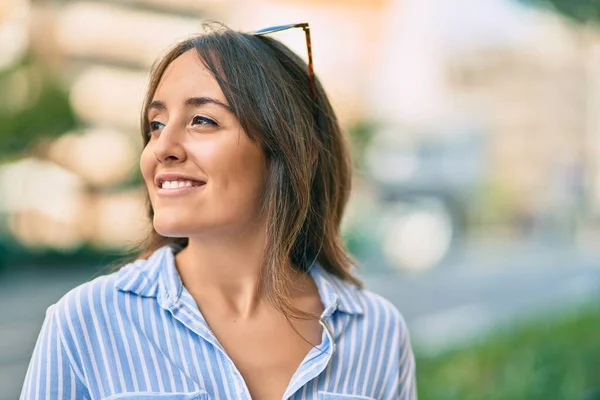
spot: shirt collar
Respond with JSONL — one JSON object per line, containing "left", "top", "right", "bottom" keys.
{"left": 308, "top": 261, "right": 364, "bottom": 316}
{"left": 116, "top": 245, "right": 363, "bottom": 315}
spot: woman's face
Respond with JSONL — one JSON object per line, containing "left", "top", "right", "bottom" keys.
{"left": 140, "top": 49, "right": 268, "bottom": 238}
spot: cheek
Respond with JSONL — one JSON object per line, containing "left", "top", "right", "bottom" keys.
{"left": 226, "top": 144, "right": 266, "bottom": 191}
{"left": 205, "top": 134, "right": 266, "bottom": 190}
{"left": 236, "top": 151, "right": 268, "bottom": 206}
{"left": 139, "top": 145, "right": 155, "bottom": 183}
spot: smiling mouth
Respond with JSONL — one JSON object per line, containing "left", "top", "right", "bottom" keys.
{"left": 159, "top": 179, "right": 205, "bottom": 189}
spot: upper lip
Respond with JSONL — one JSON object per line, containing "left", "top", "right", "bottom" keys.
{"left": 154, "top": 173, "right": 207, "bottom": 187}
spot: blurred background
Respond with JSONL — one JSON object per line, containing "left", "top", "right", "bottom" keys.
{"left": 1, "top": 0, "right": 600, "bottom": 398}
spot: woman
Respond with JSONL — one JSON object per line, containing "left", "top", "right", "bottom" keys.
{"left": 21, "top": 23, "right": 416, "bottom": 400}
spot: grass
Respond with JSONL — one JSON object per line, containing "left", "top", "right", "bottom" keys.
{"left": 415, "top": 301, "right": 600, "bottom": 400}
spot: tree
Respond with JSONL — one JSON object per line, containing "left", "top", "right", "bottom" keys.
{"left": 0, "top": 56, "right": 77, "bottom": 160}
{"left": 521, "top": 0, "right": 600, "bottom": 24}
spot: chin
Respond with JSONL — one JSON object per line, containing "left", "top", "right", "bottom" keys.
{"left": 152, "top": 212, "right": 197, "bottom": 238}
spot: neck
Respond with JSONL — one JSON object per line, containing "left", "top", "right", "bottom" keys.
{"left": 175, "top": 221, "right": 271, "bottom": 317}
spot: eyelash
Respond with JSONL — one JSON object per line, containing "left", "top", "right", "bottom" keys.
{"left": 148, "top": 115, "right": 218, "bottom": 134}
{"left": 192, "top": 115, "right": 218, "bottom": 127}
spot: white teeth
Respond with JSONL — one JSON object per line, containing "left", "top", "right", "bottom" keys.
{"left": 161, "top": 180, "right": 197, "bottom": 189}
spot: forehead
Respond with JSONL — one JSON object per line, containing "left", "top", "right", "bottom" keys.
{"left": 153, "top": 49, "right": 226, "bottom": 104}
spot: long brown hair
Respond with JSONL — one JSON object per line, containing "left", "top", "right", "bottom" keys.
{"left": 136, "top": 22, "right": 362, "bottom": 319}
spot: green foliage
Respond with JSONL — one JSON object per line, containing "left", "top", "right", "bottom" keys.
{"left": 347, "top": 120, "right": 377, "bottom": 173}
{"left": 521, "top": 0, "right": 600, "bottom": 24}
{"left": 0, "top": 60, "right": 77, "bottom": 159}
{"left": 416, "top": 303, "right": 600, "bottom": 400}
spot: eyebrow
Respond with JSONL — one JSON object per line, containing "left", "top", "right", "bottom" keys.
{"left": 147, "top": 96, "right": 233, "bottom": 113}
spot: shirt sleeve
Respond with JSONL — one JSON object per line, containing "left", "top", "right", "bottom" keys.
{"left": 20, "top": 305, "right": 89, "bottom": 399}
{"left": 397, "top": 317, "right": 417, "bottom": 400}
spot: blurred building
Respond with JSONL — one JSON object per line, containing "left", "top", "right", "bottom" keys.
{"left": 3, "top": 0, "right": 600, "bottom": 259}
{"left": 368, "top": 0, "right": 600, "bottom": 239}
{"left": 0, "top": 0, "right": 393, "bottom": 252}
{"left": 1, "top": 0, "right": 231, "bottom": 250}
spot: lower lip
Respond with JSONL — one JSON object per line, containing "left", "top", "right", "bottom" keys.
{"left": 157, "top": 184, "right": 206, "bottom": 197}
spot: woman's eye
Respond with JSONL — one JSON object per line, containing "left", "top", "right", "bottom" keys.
{"left": 149, "top": 120, "right": 165, "bottom": 132}
{"left": 192, "top": 115, "right": 217, "bottom": 126}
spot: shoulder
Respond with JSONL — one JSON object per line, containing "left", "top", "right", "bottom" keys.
{"left": 50, "top": 258, "right": 153, "bottom": 335}
{"left": 353, "top": 287, "right": 415, "bottom": 380}
{"left": 353, "top": 290, "right": 416, "bottom": 398}
{"left": 348, "top": 286, "right": 412, "bottom": 351}
{"left": 51, "top": 269, "right": 122, "bottom": 330}
{"left": 47, "top": 258, "right": 157, "bottom": 364}
{"left": 357, "top": 288, "right": 408, "bottom": 329}
{"left": 315, "top": 264, "right": 409, "bottom": 335}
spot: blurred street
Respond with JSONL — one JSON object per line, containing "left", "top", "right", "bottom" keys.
{"left": 2, "top": 240, "right": 600, "bottom": 399}
{"left": 364, "top": 239, "right": 600, "bottom": 351}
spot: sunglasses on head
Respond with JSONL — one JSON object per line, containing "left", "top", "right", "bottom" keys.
{"left": 252, "top": 23, "right": 316, "bottom": 102}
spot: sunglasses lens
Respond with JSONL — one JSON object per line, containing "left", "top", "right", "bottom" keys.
{"left": 253, "top": 24, "right": 292, "bottom": 35}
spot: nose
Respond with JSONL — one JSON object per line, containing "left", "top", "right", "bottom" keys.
{"left": 153, "top": 124, "right": 186, "bottom": 164}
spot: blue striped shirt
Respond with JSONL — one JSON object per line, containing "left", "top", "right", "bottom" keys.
{"left": 21, "top": 245, "right": 416, "bottom": 399}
